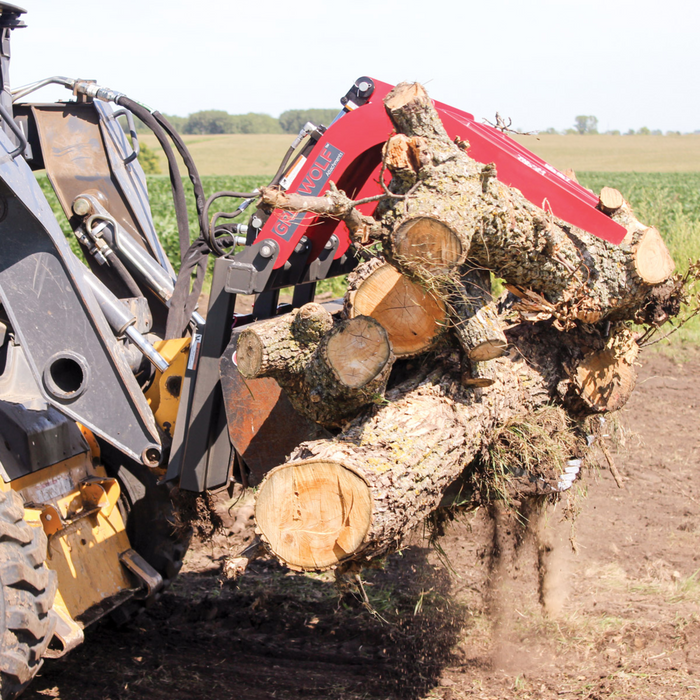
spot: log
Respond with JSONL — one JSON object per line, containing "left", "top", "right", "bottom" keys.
{"left": 462, "top": 358, "right": 496, "bottom": 387}
{"left": 254, "top": 327, "right": 574, "bottom": 571}
{"left": 391, "top": 216, "right": 465, "bottom": 274}
{"left": 570, "top": 347, "right": 637, "bottom": 414}
{"left": 374, "top": 82, "right": 677, "bottom": 326}
{"left": 345, "top": 259, "right": 447, "bottom": 357}
{"left": 236, "top": 302, "right": 333, "bottom": 379}
{"left": 237, "top": 303, "right": 394, "bottom": 428}
{"left": 450, "top": 266, "right": 507, "bottom": 361}
{"left": 301, "top": 316, "right": 394, "bottom": 426}
{"left": 633, "top": 227, "right": 676, "bottom": 285}
{"left": 598, "top": 186, "right": 624, "bottom": 214}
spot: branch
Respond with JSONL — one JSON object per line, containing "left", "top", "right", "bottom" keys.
{"left": 258, "top": 185, "right": 381, "bottom": 243}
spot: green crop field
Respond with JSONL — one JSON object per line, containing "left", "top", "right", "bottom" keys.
{"left": 139, "top": 133, "right": 700, "bottom": 178}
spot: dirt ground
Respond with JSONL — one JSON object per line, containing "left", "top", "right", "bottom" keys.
{"left": 25, "top": 349, "right": 700, "bottom": 700}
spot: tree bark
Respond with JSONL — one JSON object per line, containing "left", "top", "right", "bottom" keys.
{"left": 237, "top": 303, "right": 394, "bottom": 428}
{"left": 254, "top": 321, "right": 593, "bottom": 571}
{"left": 373, "top": 83, "right": 676, "bottom": 326}
{"left": 450, "top": 266, "right": 507, "bottom": 361}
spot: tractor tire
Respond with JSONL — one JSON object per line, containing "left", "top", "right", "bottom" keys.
{"left": 0, "top": 489, "right": 57, "bottom": 700}
{"left": 101, "top": 444, "right": 191, "bottom": 590}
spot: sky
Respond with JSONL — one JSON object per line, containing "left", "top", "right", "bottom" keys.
{"left": 7, "top": 0, "right": 700, "bottom": 133}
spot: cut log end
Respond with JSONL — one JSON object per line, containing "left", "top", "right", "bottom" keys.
{"left": 462, "top": 358, "right": 496, "bottom": 387}
{"left": 236, "top": 332, "right": 263, "bottom": 379}
{"left": 347, "top": 263, "right": 446, "bottom": 357}
{"left": 384, "top": 82, "right": 428, "bottom": 111}
{"left": 598, "top": 186, "right": 624, "bottom": 214}
{"left": 327, "top": 316, "right": 391, "bottom": 389}
{"left": 392, "top": 217, "right": 465, "bottom": 274}
{"left": 255, "top": 460, "right": 372, "bottom": 570}
{"left": 633, "top": 227, "right": 676, "bottom": 285}
{"left": 573, "top": 349, "right": 637, "bottom": 413}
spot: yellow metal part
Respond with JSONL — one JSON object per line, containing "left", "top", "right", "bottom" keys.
{"left": 44, "top": 500, "right": 134, "bottom": 621}
{"left": 79, "top": 476, "right": 120, "bottom": 517}
{"left": 76, "top": 422, "right": 101, "bottom": 464}
{"left": 10, "top": 452, "right": 138, "bottom": 625}
{"left": 144, "top": 337, "right": 190, "bottom": 437}
{"left": 44, "top": 595, "right": 85, "bottom": 658}
{"left": 9, "top": 453, "right": 92, "bottom": 501}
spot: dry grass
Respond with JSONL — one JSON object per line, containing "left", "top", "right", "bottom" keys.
{"left": 512, "top": 134, "right": 700, "bottom": 173}
{"left": 139, "top": 133, "right": 293, "bottom": 176}
{"left": 139, "top": 133, "right": 700, "bottom": 177}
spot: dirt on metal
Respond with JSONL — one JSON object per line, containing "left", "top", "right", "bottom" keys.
{"left": 24, "top": 350, "right": 700, "bottom": 700}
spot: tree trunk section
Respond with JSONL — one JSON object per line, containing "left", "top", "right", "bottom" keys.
{"left": 450, "top": 267, "right": 507, "bottom": 361}
{"left": 374, "top": 82, "right": 677, "bottom": 326}
{"left": 345, "top": 259, "right": 447, "bottom": 357}
{"left": 255, "top": 334, "right": 568, "bottom": 571}
{"left": 301, "top": 316, "right": 394, "bottom": 427}
{"left": 236, "top": 302, "right": 333, "bottom": 379}
{"left": 237, "top": 303, "right": 394, "bottom": 428}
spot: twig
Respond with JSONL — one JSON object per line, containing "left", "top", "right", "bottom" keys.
{"left": 483, "top": 112, "right": 539, "bottom": 138}
{"left": 600, "top": 442, "right": 624, "bottom": 489}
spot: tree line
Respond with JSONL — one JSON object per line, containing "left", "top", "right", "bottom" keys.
{"left": 131, "top": 108, "right": 339, "bottom": 135}
{"left": 539, "top": 115, "right": 694, "bottom": 136}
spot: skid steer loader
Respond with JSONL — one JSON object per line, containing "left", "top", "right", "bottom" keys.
{"left": 0, "top": 3, "right": 627, "bottom": 697}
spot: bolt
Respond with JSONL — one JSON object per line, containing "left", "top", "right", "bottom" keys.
{"left": 72, "top": 197, "right": 91, "bottom": 216}
{"left": 251, "top": 216, "right": 262, "bottom": 228}
{"left": 324, "top": 235, "right": 338, "bottom": 250}
{"left": 358, "top": 81, "right": 370, "bottom": 93}
{"left": 142, "top": 446, "right": 161, "bottom": 467}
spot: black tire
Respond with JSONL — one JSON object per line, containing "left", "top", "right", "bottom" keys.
{"left": 0, "top": 489, "right": 57, "bottom": 700}
{"left": 100, "top": 443, "right": 192, "bottom": 589}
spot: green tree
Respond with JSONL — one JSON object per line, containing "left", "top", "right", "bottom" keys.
{"left": 161, "top": 113, "right": 187, "bottom": 132}
{"left": 574, "top": 115, "right": 598, "bottom": 134}
{"left": 137, "top": 143, "right": 161, "bottom": 174}
{"left": 183, "top": 110, "right": 235, "bottom": 134}
{"left": 637, "top": 126, "right": 651, "bottom": 135}
{"left": 279, "top": 108, "right": 338, "bottom": 134}
{"left": 229, "top": 113, "right": 283, "bottom": 134}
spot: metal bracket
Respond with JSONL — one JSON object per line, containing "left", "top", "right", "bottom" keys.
{"left": 79, "top": 476, "right": 120, "bottom": 517}
{"left": 119, "top": 548, "right": 163, "bottom": 598}
{"left": 45, "top": 607, "right": 85, "bottom": 659}
{"left": 224, "top": 238, "right": 280, "bottom": 294}
{"left": 305, "top": 234, "right": 339, "bottom": 283}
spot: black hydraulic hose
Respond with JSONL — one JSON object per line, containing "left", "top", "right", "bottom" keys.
{"left": 202, "top": 191, "right": 259, "bottom": 256}
{"left": 115, "top": 96, "right": 191, "bottom": 262}
{"left": 151, "top": 111, "right": 207, "bottom": 236}
{"left": 109, "top": 251, "right": 142, "bottom": 298}
{"left": 269, "top": 144, "right": 295, "bottom": 186}
{"left": 163, "top": 236, "right": 209, "bottom": 340}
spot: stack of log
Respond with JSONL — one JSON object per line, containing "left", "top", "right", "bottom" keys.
{"left": 235, "top": 83, "right": 680, "bottom": 574}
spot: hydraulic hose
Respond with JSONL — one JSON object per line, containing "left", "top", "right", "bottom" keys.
{"left": 151, "top": 111, "right": 208, "bottom": 235}
{"left": 115, "top": 96, "right": 191, "bottom": 262}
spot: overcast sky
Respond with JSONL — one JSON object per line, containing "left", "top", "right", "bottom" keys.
{"left": 8, "top": 0, "right": 700, "bottom": 133}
